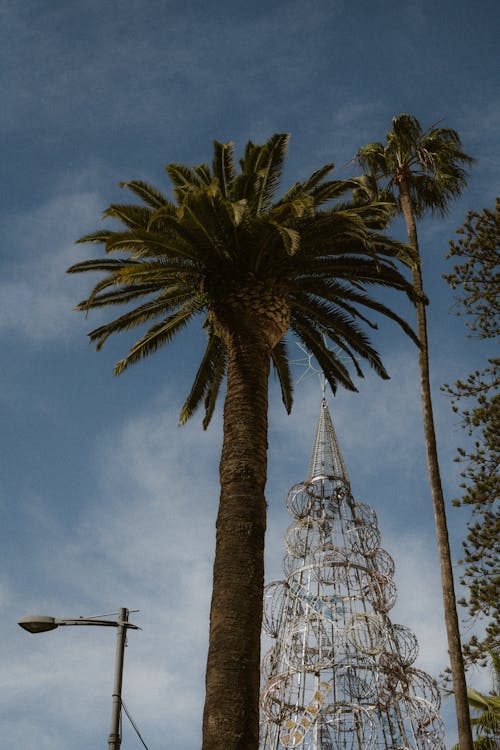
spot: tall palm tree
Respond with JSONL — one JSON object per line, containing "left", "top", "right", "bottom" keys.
{"left": 68, "top": 134, "right": 420, "bottom": 750}
{"left": 357, "top": 113, "right": 475, "bottom": 750}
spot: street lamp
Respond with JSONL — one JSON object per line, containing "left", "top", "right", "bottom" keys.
{"left": 18, "top": 607, "right": 140, "bottom": 750}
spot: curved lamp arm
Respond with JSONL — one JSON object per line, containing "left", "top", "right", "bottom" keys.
{"left": 18, "top": 614, "right": 141, "bottom": 633}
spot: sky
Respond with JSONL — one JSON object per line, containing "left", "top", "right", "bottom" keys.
{"left": 1, "top": 0, "right": 498, "bottom": 748}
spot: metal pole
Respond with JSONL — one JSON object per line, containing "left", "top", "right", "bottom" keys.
{"left": 108, "top": 608, "right": 128, "bottom": 750}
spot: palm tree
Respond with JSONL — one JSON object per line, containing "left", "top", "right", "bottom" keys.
{"left": 357, "top": 113, "right": 475, "bottom": 750}
{"left": 453, "top": 651, "right": 500, "bottom": 750}
{"left": 466, "top": 688, "right": 500, "bottom": 748}
{"left": 68, "top": 134, "right": 420, "bottom": 750}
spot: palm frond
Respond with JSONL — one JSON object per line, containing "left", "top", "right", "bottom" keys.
{"left": 467, "top": 688, "right": 500, "bottom": 714}
{"left": 75, "top": 284, "right": 164, "bottom": 309}
{"left": 272, "top": 194, "right": 315, "bottom": 221}
{"left": 295, "top": 276, "right": 419, "bottom": 345}
{"left": 292, "top": 258, "right": 418, "bottom": 302}
{"left": 390, "top": 113, "right": 423, "bottom": 157}
{"left": 114, "top": 299, "right": 203, "bottom": 374}
{"left": 212, "top": 141, "right": 236, "bottom": 198}
{"left": 230, "top": 198, "right": 248, "bottom": 226}
{"left": 119, "top": 180, "right": 171, "bottom": 209}
{"left": 103, "top": 204, "right": 153, "bottom": 229}
{"left": 194, "top": 163, "right": 212, "bottom": 185}
{"left": 293, "top": 300, "right": 373, "bottom": 374}
{"left": 96, "top": 232, "right": 153, "bottom": 257}
{"left": 290, "top": 314, "right": 357, "bottom": 393}
{"left": 230, "top": 172, "right": 258, "bottom": 203}
{"left": 78, "top": 225, "right": 193, "bottom": 262}
{"left": 309, "top": 178, "right": 361, "bottom": 208}
{"left": 238, "top": 134, "right": 290, "bottom": 213}
{"left": 272, "top": 223, "right": 301, "bottom": 256}
{"left": 280, "top": 163, "right": 335, "bottom": 203}
{"left": 179, "top": 330, "right": 225, "bottom": 426}
{"left": 253, "top": 133, "right": 290, "bottom": 214}
{"left": 239, "top": 139, "right": 259, "bottom": 173}
{"left": 180, "top": 191, "right": 237, "bottom": 261}
{"left": 125, "top": 225, "right": 203, "bottom": 263}
{"left": 299, "top": 210, "right": 369, "bottom": 248}
{"left": 202, "top": 345, "right": 226, "bottom": 429}
{"left": 294, "top": 278, "right": 378, "bottom": 326}
{"left": 67, "top": 258, "right": 138, "bottom": 274}
{"left": 76, "top": 230, "right": 115, "bottom": 246}
{"left": 271, "top": 339, "right": 293, "bottom": 413}
{"left": 291, "top": 294, "right": 390, "bottom": 381}
{"left": 75, "top": 260, "right": 195, "bottom": 313}
{"left": 366, "top": 234, "right": 418, "bottom": 268}
{"left": 356, "top": 143, "right": 387, "bottom": 179}
{"left": 88, "top": 286, "right": 195, "bottom": 350}
{"left": 166, "top": 162, "right": 206, "bottom": 191}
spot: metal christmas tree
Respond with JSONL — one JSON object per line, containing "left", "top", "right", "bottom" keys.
{"left": 260, "top": 395, "right": 445, "bottom": 749}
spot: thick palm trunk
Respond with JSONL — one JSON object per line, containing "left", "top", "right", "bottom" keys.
{"left": 399, "top": 181, "right": 473, "bottom": 750}
{"left": 202, "top": 330, "right": 272, "bottom": 750}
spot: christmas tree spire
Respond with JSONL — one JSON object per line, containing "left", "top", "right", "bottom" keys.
{"left": 308, "top": 395, "right": 349, "bottom": 484}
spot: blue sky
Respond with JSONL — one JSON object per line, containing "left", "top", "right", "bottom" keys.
{"left": 1, "top": 0, "right": 498, "bottom": 748}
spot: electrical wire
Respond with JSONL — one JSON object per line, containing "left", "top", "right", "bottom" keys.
{"left": 121, "top": 698, "right": 151, "bottom": 749}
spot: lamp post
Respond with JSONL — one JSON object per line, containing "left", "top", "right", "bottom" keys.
{"left": 18, "top": 608, "right": 140, "bottom": 750}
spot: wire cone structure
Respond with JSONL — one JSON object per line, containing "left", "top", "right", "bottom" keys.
{"left": 260, "top": 397, "right": 445, "bottom": 750}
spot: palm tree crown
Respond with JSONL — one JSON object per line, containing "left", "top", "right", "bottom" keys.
{"left": 69, "top": 133, "right": 418, "bottom": 425}
{"left": 357, "top": 113, "right": 474, "bottom": 219}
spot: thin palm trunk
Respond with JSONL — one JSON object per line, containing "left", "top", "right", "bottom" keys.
{"left": 399, "top": 180, "right": 473, "bottom": 750}
{"left": 202, "top": 331, "right": 271, "bottom": 750}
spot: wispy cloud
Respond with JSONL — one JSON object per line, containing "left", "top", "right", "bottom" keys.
{"left": 1, "top": 187, "right": 104, "bottom": 344}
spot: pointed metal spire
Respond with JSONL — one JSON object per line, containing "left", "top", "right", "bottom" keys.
{"left": 307, "top": 395, "right": 349, "bottom": 483}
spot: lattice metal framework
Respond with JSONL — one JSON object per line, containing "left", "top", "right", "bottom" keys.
{"left": 260, "top": 397, "right": 445, "bottom": 750}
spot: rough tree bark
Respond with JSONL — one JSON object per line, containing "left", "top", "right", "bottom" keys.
{"left": 202, "top": 283, "right": 289, "bottom": 750}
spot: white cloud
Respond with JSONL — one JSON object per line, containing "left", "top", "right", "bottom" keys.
{"left": 333, "top": 100, "right": 386, "bottom": 128}
{"left": 386, "top": 531, "right": 446, "bottom": 670}
{"left": 1, "top": 188, "right": 104, "bottom": 344}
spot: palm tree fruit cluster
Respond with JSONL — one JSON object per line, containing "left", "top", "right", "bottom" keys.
{"left": 260, "top": 397, "right": 445, "bottom": 750}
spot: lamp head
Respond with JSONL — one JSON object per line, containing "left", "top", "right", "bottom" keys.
{"left": 18, "top": 615, "right": 58, "bottom": 633}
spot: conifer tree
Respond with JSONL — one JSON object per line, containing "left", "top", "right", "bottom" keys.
{"left": 443, "top": 198, "right": 499, "bottom": 668}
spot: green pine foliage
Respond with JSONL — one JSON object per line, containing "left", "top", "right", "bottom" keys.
{"left": 445, "top": 198, "right": 500, "bottom": 339}
{"left": 443, "top": 199, "right": 500, "bottom": 668}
